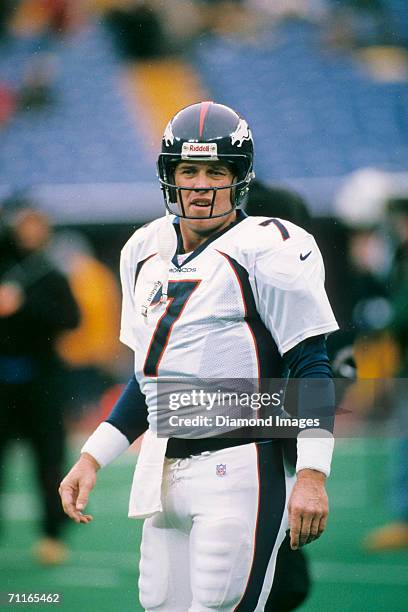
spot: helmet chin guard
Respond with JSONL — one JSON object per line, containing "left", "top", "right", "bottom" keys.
{"left": 157, "top": 101, "right": 255, "bottom": 219}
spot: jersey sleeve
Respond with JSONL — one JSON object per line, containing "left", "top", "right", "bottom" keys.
{"left": 119, "top": 244, "right": 137, "bottom": 351}
{"left": 106, "top": 375, "right": 149, "bottom": 443}
{"left": 254, "top": 233, "right": 339, "bottom": 355}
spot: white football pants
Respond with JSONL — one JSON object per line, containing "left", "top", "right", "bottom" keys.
{"left": 138, "top": 440, "right": 293, "bottom": 612}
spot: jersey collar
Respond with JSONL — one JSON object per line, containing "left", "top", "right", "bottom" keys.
{"left": 171, "top": 210, "right": 247, "bottom": 268}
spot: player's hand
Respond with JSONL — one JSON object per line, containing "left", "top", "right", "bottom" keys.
{"left": 0, "top": 282, "right": 24, "bottom": 317}
{"left": 288, "top": 469, "right": 328, "bottom": 550}
{"left": 59, "top": 453, "right": 100, "bottom": 524}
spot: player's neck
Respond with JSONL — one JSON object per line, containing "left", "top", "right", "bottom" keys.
{"left": 179, "top": 212, "right": 237, "bottom": 252}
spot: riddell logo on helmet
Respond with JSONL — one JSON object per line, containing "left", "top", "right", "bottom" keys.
{"left": 182, "top": 142, "right": 218, "bottom": 159}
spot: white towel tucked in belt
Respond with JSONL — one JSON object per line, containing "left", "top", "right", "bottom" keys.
{"left": 128, "top": 429, "right": 168, "bottom": 519}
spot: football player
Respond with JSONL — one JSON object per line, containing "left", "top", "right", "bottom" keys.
{"left": 60, "top": 101, "right": 338, "bottom": 611}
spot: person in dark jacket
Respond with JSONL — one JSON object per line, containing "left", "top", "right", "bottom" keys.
{"left": 0, "top": 205, "right": 80, "bottom": 564}
{"left": 363, "top": 197, "right": 408, "bottom": 551}
{"left": 245, "top": 180, "right": 312, "bottom": 611}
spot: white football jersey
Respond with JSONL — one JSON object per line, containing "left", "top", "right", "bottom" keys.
{"left": 120, "top": 212, "right": 338, "bottom": 424}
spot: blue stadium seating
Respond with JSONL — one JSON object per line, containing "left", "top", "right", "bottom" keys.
{"left": 193, "top": 20, "right": 408, "bottom": 186}
{"left": 1, "top": 16, "right": 407, "bottom": 217}
{"left": 0, "top": 24, "right": 154, "bottom": 191}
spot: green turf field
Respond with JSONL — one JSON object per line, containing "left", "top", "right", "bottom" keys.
{"left": 1, "top": 439, "right": 407, "bottom": 611}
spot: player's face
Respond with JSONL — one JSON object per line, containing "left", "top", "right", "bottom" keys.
{"left": 174, "top": 161, "right": 236, "bottom": 240}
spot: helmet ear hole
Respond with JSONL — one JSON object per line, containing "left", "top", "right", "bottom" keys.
{"left": 226, "top": 161, "right": 238, "bottom": 179}
{"left": 167, "top": 164, "right": 178, "bottom": 205}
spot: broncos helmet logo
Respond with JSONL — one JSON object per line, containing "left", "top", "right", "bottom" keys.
{"left": 163, "top": 121, "right": 174, "bottom": 146}
{"left": 230, "top": 119, "right": 252, "bottom": 148}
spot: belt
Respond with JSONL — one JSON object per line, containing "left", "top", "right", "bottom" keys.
{"left": 165, "top": 436, "right": 270, "bottom": 458}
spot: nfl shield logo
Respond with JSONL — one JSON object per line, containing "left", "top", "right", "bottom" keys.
{"left": 216, "top": 463, "right": 227, "bottom": 477}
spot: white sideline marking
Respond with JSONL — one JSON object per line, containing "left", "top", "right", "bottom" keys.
{"left": 64, "top": 550, "right": 137, "bottom": 566}
{"left": 312, "top": 561, "right": 408, "bottom": 585}
{"left": 2, "top": 548, "right": 406, "bottom": 588}
{"left": 2, "top": 493, "right": 41, "bottom": 519}
{"left": 334, "top": 439, "right": 391, "bottom": 456}
{"left": 2, "top": 490, "right": 130, "bottom": 520}
{"left": 0, "top": 548, "right": 136, "bottom": 569}
{"left": 329, "top": 478, "right": 369, "bottom": 508}
{"left": 50, "top": 567, "right": 120, "bottom": 588}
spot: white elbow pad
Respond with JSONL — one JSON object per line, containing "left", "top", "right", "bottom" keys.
{"left": 81, "top": 422, "right": 130, "bottom": 468}
{"left": 296, "top": 429, "right": 335, "bottom": 477}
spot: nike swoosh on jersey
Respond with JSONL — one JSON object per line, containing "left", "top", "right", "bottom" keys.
{"left": 299, "top": 251, "right": 312, "bottom": 261}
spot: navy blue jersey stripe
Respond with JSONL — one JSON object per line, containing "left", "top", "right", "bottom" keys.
{"left": 133, "top": 252, "right": 157, "bottom": 292}
{"left": 217, "top": 251, "right": 283, "bottom": 379}
{"left": 234, "top": 441, "right": 286, "bottom": 611}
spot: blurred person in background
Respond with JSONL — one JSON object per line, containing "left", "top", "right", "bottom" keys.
{"left": 363, "top": 197, "right": 408, "bottom": 551}
{"left": 325, "top": 0, "right": 395, "bottom": 49}
{"left": 103, "top": 0, "right": 168, "bottom": 59}
{"left": 193, "top": 0, "right": 256, "bottom": 38}
{"left": 0, "top": 80, "right": 17, "bottom": 128}
{"left": 9, "top": 0, "right": 83, "bottom": 37}
{"left": 18, "top": 54, "right": 57, "bottom": 112}
{"left": 49, "top": 230, "right": 124, "bottom": 422}
{"left": 0, "top": 203, "right": 80, "bottom": 565}
{"left": 245, "top": 179, "right": 312, "bottom": 611}
{"left": 245, "top": 179, "right": 311, "bottom": 229}
{"left": 345, "top": 225, "right": 396, "bottom": 397}
{"left": 0, "top": 0, "right": 13, "bottom": 39}
{"left": 328, "top": 168, "right": 396, "bottom": 410}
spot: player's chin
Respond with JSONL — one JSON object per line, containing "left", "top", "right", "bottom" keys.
{"left": 188, "top": 206, "right": 233, "bottom": 222}
{"left": 187, "top": 204, "right": 214, "bottom": 218}
{"left": 187, "top": 215, "right": 225, "bottom": 235}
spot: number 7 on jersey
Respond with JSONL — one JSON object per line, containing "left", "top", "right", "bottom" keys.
{"left": 143, "top": 280, "right": 201, "bottom": 377}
